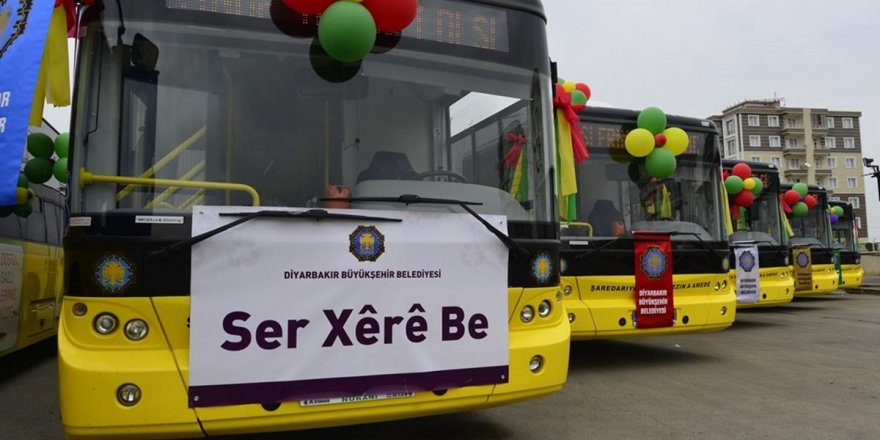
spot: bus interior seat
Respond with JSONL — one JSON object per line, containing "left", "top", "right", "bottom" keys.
{"left": 588, "top": 199, "right": 625, "bottom": 237}
{"left": 357, "top": 151, "right": 419, "bottom": 183}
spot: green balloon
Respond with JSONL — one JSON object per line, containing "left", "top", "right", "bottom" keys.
{"left": 17, "top": 173, "right": 28, "bottom": 188}
{"left": 750, "top": 177, "right": 764, "bottom": 196}
{"left": 833, "top": 206, "right": 845, "bottom": 216}
{"left": 54, "top": 132, "right": 69, "bottom": 158}
{"left": 637, "top": 107, "right": 667, "bottom": 135}
{"left": 792, "top": 202, "right": 808, "bottom": 217}
{"left": 725, "top": 176, "right": 744, "bottom": 194}
{"left": 53, "top": 157, "right": 68, "bottom": 183}
{"left": 13, "top": 203, "right": 32, "bottom": 218}
{"left": 645, "top": 148, "right": 676, "bottom": 179}
{"left": 793, "top": 182, "right": 809, "bottom": 197}
{"left": 571, "top": 90, "right": 588, "bottom": 106}
{"left": 27, "top": 133, "right": 55, "bottom": 159}
{"left": 24, "top": 158, "right": 53, "bottom": 184}
{"left": 317, "top": 2, "right": 377, "bottom": 63}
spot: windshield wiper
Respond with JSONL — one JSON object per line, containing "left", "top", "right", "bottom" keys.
{"left": 151, "top": 209, "right": 402, "bottom": 259}
{"left": 668, "top": 231, "right": 723, "bottom": 260}
{"left": 320, "top": 194, "right": 530, "bottom": 258}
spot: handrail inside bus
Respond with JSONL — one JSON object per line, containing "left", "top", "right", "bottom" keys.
{"left": 80, "top": 168, "right": 261, "bottom": 207}
{"left": 115, "top": 125, "right": 207, "bottom": 202}
{"left": 562, "top": 221, "right": 593, "bottom": 237}
{"left": 144, "top": 160, "right": 207, "bottom": 209}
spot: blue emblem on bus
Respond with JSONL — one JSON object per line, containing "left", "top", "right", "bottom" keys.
{"left": 739, "top": 250, "right": 756, "bottom": 272}
{"left": 349, "top": 226, "right": 385, "bottom": 262}
{"left": 641, "top": 247, "right": 667, "bottom": 280}
{"left": 796, "top": 252, "right": 810, "bottom": 268}
{"left": 96, "top": 255, "right": 133, "bottom": 293}
{"left": 531, "top": 253, "right": 553, "bottom": 284}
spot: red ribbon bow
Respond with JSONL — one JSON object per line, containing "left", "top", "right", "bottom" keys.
{"left": 503, "top": 133, "right": 527, "bottom": 168}
{"left": 554, "top": 86, "right": 589, "bottom": 163}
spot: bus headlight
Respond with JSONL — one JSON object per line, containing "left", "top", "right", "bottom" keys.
{"left": 784, "top": 256, "right": 790, "bottom": 265}
{"left": 520, "top": 306, "right": 535, "bottom": 323}
{"left": 538, "top": 300, "right": 552, "bottom": 318}
{"left": 529, "top": 355, "right": 544, "bottom": 373}
{"left": 117, "top": 384, "right": 142, "bottom": 406}
{"left": 94, "top": 313, "right": 119, "bottom": 335}
{"left": 722, "top": 257, "right": 730, "bottom": 272}
{"left": 563, "top": 285, "right": 573, "bottom": 296}
{"left": 714, "top": 282, "right": 721, "bottom": 291}
{"left": 124, "top": 319, "right": 149, "bottom": 341}
{"left": 721, "top": 280, "right": 728, "bottom": 290}
{"left": 72, "top": 302, "right": 88, "bottom": 317}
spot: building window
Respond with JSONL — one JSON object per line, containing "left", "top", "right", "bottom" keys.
{"left": 788, "top": 158, "right": 799, "bottom": 169}
{"left": 856, "top": 217, "right": 862, "bottom": 230}
{"left": 725, "top": 119, "right": 736, "bottom": 136}
{"left": 825, "top": 137, "right": 836, "bottom": 149}
{"left": 748, "top": 115, "right": 760, "bottom": 126}
{"left": 844, "top": 137, "right": 856, "bottom": 149}
{"left": 771, "top": 157, "right": 781, "bottom": 168}
{"left": 826, "top": 117, "right": 835, "bottom": 128}
{"left": 786, "top": 117, "right": 798, "bottom": 128}
{"left": 751, "top": 156, "right": 762, "bottom": 162}
{"left": 849, "top": 197, "right": 860, "bottom": 209}
{"left": 786, "top": 138, "right": 799, "bottom": 148}
{"left": 846, "top": 157, "right": 856, "bottom": 169}
{"left": 767, "top": 115, "right": 779, "bottom": 127}
{"left": 769, "top": 136, "right": 781, "bottom": 148}
{"left": 848, "top": 178, "right": 858, "bottom": 189}
{"left": 749, "top": 135, "right": 761, "bottom": 147}
{"left": 726, "top": 139, "right": 736, "bottom": 156}
{"left": 842, "top": 117, "right": 854, "bottom": 129}
{"left": 828, "top": 177, "right": 838, "bottom": 188}
{"left": 826, "top": 157, "right": 837, "bottom": 169}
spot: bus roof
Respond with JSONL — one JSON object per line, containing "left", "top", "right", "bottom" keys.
{"left": 577, "top": 106, "right": 717, "bottom": 134}
{"left": 721, "top": 159, "right": 780, "bottom": 174}
{"left": 781, "top": 183, "right": 828, "bottom": 194}
{"left": 829, "top": 200, "right": 853, "bottom": 209}
{"left": 480, "top": 0, "right": 545, "bottom": 21}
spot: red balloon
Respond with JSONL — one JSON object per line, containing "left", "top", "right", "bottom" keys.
{"left": 362, "top": 0, "right": 418, "bottom": 32}
{"left": 654, "top": 133, "right": 667, "bottom": 147}
{"left": 282, "top": 0, "right": 335, "bottom": 15}
{"left": 735, "top": 190, "right": 755, "bottom": 208}
{"left": 575, "top": 83, "right": 591, "bottom": 101}
{"left": 783, "top": 190, "right": 801, "bottom": 206}
{"left": 722, "top": 170, "right": 730, "bottom": 180}
{"left": 732, "top": 163, "right": 752, "bottom": 180}
{"left": 804, "top": 195, "right": 817, "bottom": 209}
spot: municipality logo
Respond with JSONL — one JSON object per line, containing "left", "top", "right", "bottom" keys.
{"left": 531, "top": 253, "right": 553, "bottom": 284}
{"left": 641, "top": 247, "right": 667, "bottom": 280}
{"left": 796, "top": 252, "right": 810, "bottom": 268}
{"left": 739, "top": 250, "right": 756, "bottom": 272}
{"left": 0, "top": 0, "right": 32, "bottom": 60}
{"left": 349, "top": 226, "right": 385, "bottom": 262}
{"left": 95, "top": 255, "right": 134, "bottom": 294}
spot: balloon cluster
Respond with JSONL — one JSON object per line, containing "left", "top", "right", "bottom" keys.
{"left": 724, "top": 163, "right": 763, "bottom": 209}
{"left": 781, "top": 182, "right": 815, "bottom": 218}
{"left": 280, "top": 0, "right": 418, "bottom": 63}
{"left": 554, "top": 78, "right": 591, "bottom": 162}
{"left": 24, "top": 132, "right": 68, "bottom": 184}
{"left": 828, "top": 205, "right": 845, "bottom": 225}
{"left": 623, "top": 107, "right": 689, "bottom": 179}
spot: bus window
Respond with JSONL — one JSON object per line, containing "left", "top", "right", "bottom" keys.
{"left": 44, "top": 203, "right": 60, "bottom": 246}
{"left": 26, "top": 200, "right": 47, "bottom": 243}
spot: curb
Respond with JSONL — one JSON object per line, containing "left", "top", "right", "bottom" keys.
{"left": 844, "top": 287, "right": 880, "bottom": 295}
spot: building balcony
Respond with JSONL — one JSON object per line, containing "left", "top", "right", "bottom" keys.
{"left": 814, "top": 167, "right": 833, "bottom": 176}
{"left": 783, "top": 146, "right": 806, "bottom": 156}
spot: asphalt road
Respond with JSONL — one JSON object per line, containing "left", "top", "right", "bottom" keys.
{"left": 2, "top": 293, "right": 879, "bottom": 440}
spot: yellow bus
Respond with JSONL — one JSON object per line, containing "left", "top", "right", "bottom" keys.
{"left": 0, "top": 184, "right": 65, "bottom": 357}
{"left": 829, "top": 200, "right": 863, "bottom": 289}
{"left": 560, "top": 107, "right": 735, "bottom": 338}
{"left": 722, "top": 160, "right": 793, "bottom": 308}
{"left": 783, "top": 184, "right": 839, "bottom": 295}
{"left": 59, "top": 0, "right": 569, "bottom": 438}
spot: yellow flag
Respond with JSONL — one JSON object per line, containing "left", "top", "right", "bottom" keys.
{"left": 556, "top": 109, "right": 577, "bottom": 198}
{"left": 30, "top": 7, "right": 70, "bottom": 126}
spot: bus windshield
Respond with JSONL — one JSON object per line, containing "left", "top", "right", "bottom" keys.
{"left": 70, "top": 1, "right": 554, "bottom": 237}
{"left": 730, "top": 168, "right": 785, "bottom": 246}
{"left": 789, "top": 192, "right": 830, "bottom": 248}
{"left": 831, "top": 205, "right": 857, "bottom": 252}
{"left": 562, "top": 115, "right": 724, "bottom": 242}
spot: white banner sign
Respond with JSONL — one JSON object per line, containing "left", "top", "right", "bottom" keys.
{"left": 0, "top": 242, "right": 23, "bottom": 354}
{"left": 734, "top": 243, "right": 761, "bottom": 304}
{"left": 189, "top": 206, "right": 510, "bottom": 407}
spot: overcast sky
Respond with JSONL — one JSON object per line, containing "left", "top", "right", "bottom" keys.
{"left": 43, "top": 0, "right": 880, "bottom": 238}
{"left": 543, "top": 0, "right": 880, "bottom": 239}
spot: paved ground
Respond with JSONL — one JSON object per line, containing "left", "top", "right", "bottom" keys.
{"left": 2, "top": 293, "right": 879, "bottom": 439}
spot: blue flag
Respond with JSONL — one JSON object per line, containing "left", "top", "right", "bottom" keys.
{"left": 0, "top": 0, "right": 55, "bottom": 205}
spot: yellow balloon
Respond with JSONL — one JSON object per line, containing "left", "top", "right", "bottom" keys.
{"left": 562, "top": 81, "right": 576, "bottom": 93}
{"left": 625, "top": 128, "right": 655, "bottom": 158}
{"left": 15, "top": 188, "right": 28, "bottom": 205}
{"left": 743, "top": 178, "right": 756, "bottom": 191}
{"left": 663, "top": 127, "right": 689, "bottom": 156}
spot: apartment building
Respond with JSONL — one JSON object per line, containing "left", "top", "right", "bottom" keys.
{"left": 710, "top": 99, "right": 867, "bottom": 238}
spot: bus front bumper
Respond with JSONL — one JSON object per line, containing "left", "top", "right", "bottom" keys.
{"left": 735, "top": 267, "right": 794, "bottom": 309}
{"left": 794, "top": 264, "right": 840, "bottom": 296}
{"left": 839, "top": 264, "right": 864, "bottom": 289}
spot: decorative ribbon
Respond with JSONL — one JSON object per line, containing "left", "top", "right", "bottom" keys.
{"left": 502, "top": 133, "right": 526, "bottom": 169}
{"left": 30, "top": 0, "right": 75, "bottom": 126}
{"left": 553, "top": 91, "right": 588, "bottom": 163}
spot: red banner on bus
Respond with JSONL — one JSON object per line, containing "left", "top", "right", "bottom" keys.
{"left": 634, "top": 232, "right": 674, "bottom": 328}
